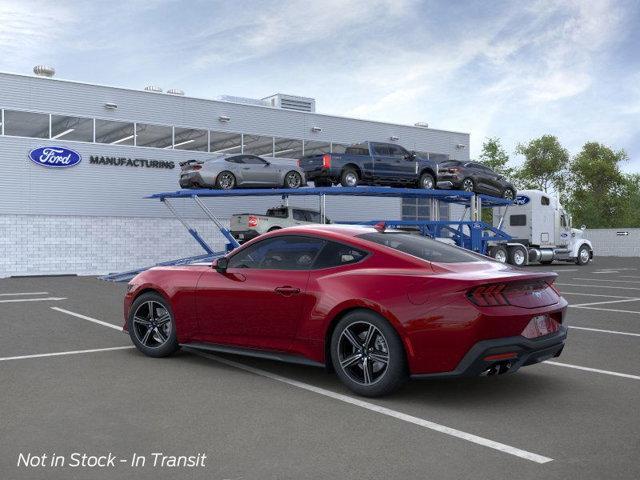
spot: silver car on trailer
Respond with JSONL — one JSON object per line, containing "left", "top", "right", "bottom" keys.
{"left": 179, "top": 154, "right": 306, "bottom": 189}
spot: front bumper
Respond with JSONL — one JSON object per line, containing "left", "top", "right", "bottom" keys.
{"left": 411, "top": 326, "right": 567, "bottom": 379}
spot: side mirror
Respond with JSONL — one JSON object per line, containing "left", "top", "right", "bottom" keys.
{"left": 581, "top": 225, "right": 586, "bottom": 230}
{"left": 214, "top": 257, "right": 229, "bottom": 273}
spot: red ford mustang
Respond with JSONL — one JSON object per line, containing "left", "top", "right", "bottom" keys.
{"left": 124, "top": 225, "right": 568, "bottom": 397}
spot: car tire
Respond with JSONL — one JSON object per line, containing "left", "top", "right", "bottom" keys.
{"left": 489, "top": 245, "right": 508, "bottom": 263}
{"left": 340, "top": 168, "right": 359, "bottom": 187}
{"left": 462, "top": 178, "right": 475, "bottom": 192}
{"left": 418, "top": 172, "right": 435, "bottom": 190}
{"left": 284, "top": 171, "right": 303, "bottom": 189}
{"left": 502, "top": 188, "right": 516, "bottom": 200}
{"left": 330, "top": 309, "right": 408, "bottom": 397}
{"left": 215, "top": 171, "right": 236, "bottom": 190}
{"left": 128, "top": 292, "right": 179, "bottom": 358}
{"left": 575, "top": 245, "right": 591, "bottom": 265}
{"left": 508, "top": 245, "right": 527, "bottom": 266}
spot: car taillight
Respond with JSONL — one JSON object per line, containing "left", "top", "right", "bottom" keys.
{"left": 322, "top": 154, "right": 331, "bottom": 168}
{"left": 248, "top": 215, "right": 258, "bottom": 228}
{"left": 548, "top": 279, "right": 560, "bottom": 295}
{"left": 297, "top": 159, "right": 301, "bottom": 167}
{"left": 192, "top": 164, "right": 202, "bottom": 170}
{"left": 467, "top": 284, "right": 509, "bottom": 306}
{"left": 521, "top": 315, "right": 560, "bottom": 339}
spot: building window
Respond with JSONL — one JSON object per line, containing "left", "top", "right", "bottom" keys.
{"left": 3, "top": 110, "right": 50, "bottom": 139}
{"left": 273, "top": 137, "right": 303, "bottom": 159}
{"left": 210, "top": 131, "right": 242, "bottom": 154}
{"left": 135, "top": 123, "right": 173, "bottom": 148}
{"left": 95, "top": 119, "right": 135, "bottom": 145}
{"left": 173, "top": 127, "right": 208, "bottom": 151}
{"left": 401, "top": 198, "right": 449, "bottom": 222}
{"left": 50, "top": 114, "right": 94, "bottom": 142}
{"left": 303, "top": 140, "right": 331, "bottom": 156}
{"left": 243, "top": 134, "right": 274, "bottom": 156}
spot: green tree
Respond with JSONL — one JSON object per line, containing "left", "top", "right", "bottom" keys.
{"left": 566, "top": 142, "right": 628, "bottom": 228}
{"left": 515, "top": 135, "right": 569, "bottom": 193}
{"left": 478, "top": 137, "right": 515, "bottom": 178}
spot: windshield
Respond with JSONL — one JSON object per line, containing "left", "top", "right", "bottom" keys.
{"left": 357, "top": 232, "right": 483, "bottom": 263}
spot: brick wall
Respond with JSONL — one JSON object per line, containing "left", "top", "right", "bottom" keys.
{"left": 0, "top": 215, "right": 229, "bottom": 277}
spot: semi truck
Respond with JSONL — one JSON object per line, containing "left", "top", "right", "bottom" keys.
{"left": 488, "top": 189, "right": 593, "bottom": 266}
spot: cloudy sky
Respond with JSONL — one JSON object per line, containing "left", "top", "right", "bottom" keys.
{"left": 1, "top": 0, "right": 639, "bottom": 170}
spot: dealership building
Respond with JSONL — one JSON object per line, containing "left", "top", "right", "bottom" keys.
{"left": 0, "top": 68, "right": 471, "bottom": 277}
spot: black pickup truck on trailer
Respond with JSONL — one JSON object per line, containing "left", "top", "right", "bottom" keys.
{"left": 298, "top": 142, "right": 441, "bottom": 189}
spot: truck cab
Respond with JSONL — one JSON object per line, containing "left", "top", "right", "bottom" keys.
{"left": 491, "top": 190, "right": 593, "bottom": 266}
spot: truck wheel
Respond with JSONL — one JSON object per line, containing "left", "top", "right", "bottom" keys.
{"left": 341, "top": 168, "right": 359, "bottom": 187}
{"left": 576, "top": 245, "right": 591, "bottom": 265}
{"left": 508, "top": 245, "right": 527, "bottom": 266}
{"left": 418, "top": 172, "right": 435, "bottom": 189}
{"left": 489, "top": 245, "right": 508, "bottom": 263}
{"left": 462, "top": 178, "right": 475, "bottom": 192}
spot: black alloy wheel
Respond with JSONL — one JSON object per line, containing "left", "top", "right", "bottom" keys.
{"left": 331, "top": 310, "right": 407, "bottom": 397}
{"left": 128, "top": 292, "right": 179, "bottom": 357}
{"left": 462, "top": 178, "right": 475, "bottom": 192}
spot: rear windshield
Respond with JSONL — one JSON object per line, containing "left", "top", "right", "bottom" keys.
{"left": 357, "top": 232, "right": 483, "bottom": 263}
{"left": 266, "top": 208, "right": 288, "bottom": 218}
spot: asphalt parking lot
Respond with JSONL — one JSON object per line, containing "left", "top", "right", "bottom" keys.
{"left": 1, "top": 257, "right": 639, "bottom": 480}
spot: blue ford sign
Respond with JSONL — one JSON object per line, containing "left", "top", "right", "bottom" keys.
{"left": 514, "top": 195, "right": 530, "bottom": 206}
{"left": 28, "top": 146, "right": 82, "bottom": 168}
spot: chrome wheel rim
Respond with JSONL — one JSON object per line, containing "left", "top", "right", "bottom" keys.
{"left": 421, "top": 176, "right": 434, "bottom": 189}
{"left": 462, "top": 179, "right": 474, "bottom": 191}
{"left": 337, "top": 321, "right": 389, "bottom": 385}
{"left": 344, "top": 172, "right": 358, "bottom": 187}
{"left": 218, "top": 172, "right": 235, "bottom": 189}
{"left": 580, "top": 248, "right": 589, "bottom": 263}
{"left": 513, "top": 249, "right": 525, "bottom": 265}
{"left": 286, "top": 172, "right": 301, "bottom": 188}
{"left": 132, "top": 301, "right": 172, "bottom": 348}
{"left": 503, "top": 189, "right": 514, "bottom": 200}
{"left": 494, "top": 249, "right": 507, "bottom": 263}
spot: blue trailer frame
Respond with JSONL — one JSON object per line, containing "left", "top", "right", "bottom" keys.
{"left": 101, "top": 187, "right": 512, "bottom": 281}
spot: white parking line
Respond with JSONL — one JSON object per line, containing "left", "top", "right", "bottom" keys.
{"left": 618, "top": 275, "right": 640, "bottom": 279}
{"left": 0, "top": 292, "right": 49, "bottom": 296}
{"left": 571, "top": 278, "right": 640, "bottom": 284}
{"left": 0, "top": 297, "right": 67, "bottom": 303}
{"left": 545, "top": 361, "right": 640, "bottom": 380}
{"left": 558, "top": 283, "right": 640, "bottom": 291}
{"left": 569, "top": 326, "right": 640, "bottom": 337}
{"left": 50, "top": 307, "right": 123, "bottom": 331}
{"left": 0, "top": 346, "right": 134, "bottom": 362}
{"left": 570, "top": 298, "right": 640, "bottom": 307}
{"left": 569, "top": 305, "right": 640, "bottom": 315}
{"left": 561, "top": 292, "right": 638, "bottom": 299}
{"left": 191, "top": 350, "right": 553, "bottom": 464}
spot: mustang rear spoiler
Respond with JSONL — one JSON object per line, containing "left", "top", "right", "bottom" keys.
{"left": 179, "top": 159, "right": 204, "bottom": 167}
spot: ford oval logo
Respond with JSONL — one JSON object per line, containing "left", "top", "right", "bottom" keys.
{"left": 28, "top": 146, "right": 82, "bottom": 168}
{"left": 514, "top": 195, "right": 530, "bottom": 205}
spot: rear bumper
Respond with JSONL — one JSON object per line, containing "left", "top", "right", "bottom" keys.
{"left": 303, "top": 167, "right": 334, "bottom": 181}
{"left": 411, "top": 326, "right": 567, "bottom": 379}
{"left": 179, "top": 172, "right": 210, "bottom": 188}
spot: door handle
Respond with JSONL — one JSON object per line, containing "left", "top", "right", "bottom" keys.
{"left": 275, "top": 286, "right": 301, "bottom": 296}
{"left": 242, "top": 167, "right": 251, "bottom": 170}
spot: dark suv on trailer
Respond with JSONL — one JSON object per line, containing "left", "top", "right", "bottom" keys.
{"left": 298, "top": 141, "right": 439, "bottom": 189}
{"left": 437, "top": 160, "right": 516, "bottom": 199}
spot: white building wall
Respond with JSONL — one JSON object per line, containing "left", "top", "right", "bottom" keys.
{"left": 583, "top": 229, "right": 640, "bottom": 257}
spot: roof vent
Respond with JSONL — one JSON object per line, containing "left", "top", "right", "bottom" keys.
{"left": 144, "top": 85, "right": 163, "bottom": 93}
{"left": 33, "top": 65, "right": 55, "bottom": 78}
{"left": 167, "top": 88, "right": 185, "bottom": 96}
{"left": 414, "top": 122, "right": 429, "bottom": 128}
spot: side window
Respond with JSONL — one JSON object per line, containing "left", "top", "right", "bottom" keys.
{"left": 313, "top": 241, "right": 368, "bottom": 269}
{"left": 292, "top": 210, "right": 309, "bottom": 221}
{"left": 560, "top": 215, "right": 567, "bottom": 228}
{"left": 541, "top": 196, "right": 550, "bottom": 206}
{"left": 387, "top": 145, "right": 405, "bottom": 157}
{"left": 306, "top": 211, "right": 321, "bottom": 223}
{"left": 372, "top": 144, "right": 390, "bottom": 156}
{"left": 228, "top": 236, "right": 326, "bottom": 270}
{"left": 226, "top": 156, "right": 244, "bottom": 164}
{"left": 243, "top": 155, "right": 267, "bottom": 165}
{"left": 510, "top": 215, "right": 527, "bottom": 226}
